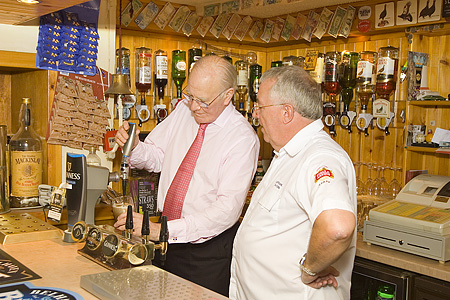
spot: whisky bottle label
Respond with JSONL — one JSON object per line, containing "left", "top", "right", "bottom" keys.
{"left": 10, "top": 151, "right": 42, "bottom": 197}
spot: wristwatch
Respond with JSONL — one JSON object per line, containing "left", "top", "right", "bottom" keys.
{"left": 299, "top": 253, "right": 317, "bottom": 276}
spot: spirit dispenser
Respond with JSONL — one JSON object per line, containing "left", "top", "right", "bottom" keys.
{"left": 356, "top": 51, "right": 377, "bottom": 136}
{"left": 171, "top": 50, "right": 186, "bottom": 109}
{"left": 235, "top": 59, "right": 249, "bottom": 116}
{"left": 188, "top": 41, "right": 203, "bottom": 74}
{"left": 248, "top": 52, "right": 261, "bottom": 127}
{"left": 375, "top": 46, "right": 398, "bottom": 135}
{"left": 323, "top": 51, "right": 341, "bottom": 136}
{"left": 116, "top": 47, "right": 134, "bottom": 120}
{"left": 135, "top": 47, "right": 152, "bottom": 127}
{"left": 310, "top": 53, "right": 324, "bottom": 85}
{"left": 338, "top": 51, "right": 359, "bottom": 133}
{"left": 154, "top": 49, "right": 168, "bottom": 123}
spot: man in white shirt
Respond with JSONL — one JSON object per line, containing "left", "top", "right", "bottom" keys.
{"left": 230, "top": 65, "right": 357, "bottom": 300}
{"left": 115, "top": 55, "right": 260, "bottom": 296}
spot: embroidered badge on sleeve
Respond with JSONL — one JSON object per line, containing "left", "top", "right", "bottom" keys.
{"left": 314, "top": 167, "right": 334, "bottom": 183}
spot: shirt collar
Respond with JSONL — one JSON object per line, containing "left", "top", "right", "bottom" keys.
{"left": 277, "top": 119, "right": 324, "bottom": 157}
{"left": 210, "top": 102, "right": 234, "bottom": 128}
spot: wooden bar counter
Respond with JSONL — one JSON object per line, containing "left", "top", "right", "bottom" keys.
{"left": 0, "top": 238, "right": 106, "bottom": 299}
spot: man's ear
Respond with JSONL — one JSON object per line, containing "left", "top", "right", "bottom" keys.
{"left": 223, "top": 88, "right": 235, "bottom": 105}
{"left": 282, "top": 104, "right": 295, "bottom": 124}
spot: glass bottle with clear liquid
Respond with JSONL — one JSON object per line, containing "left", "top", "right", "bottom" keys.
{"left": 116, "top": 47, "right": 131, "bottom": 85}
{"left": 356, "top": 51, "right": 377, "bottom": 136}
{"left": 375, "top": 46, "right": 399, "bottom": 135}
{"left": 86, "top": 146, "right": 101, "bottom": 166}
{"left": 235, "top": 59, "right": 249, "bottom": 116}
{"left": 10, "top": 98, "right": 42, "bottom": 208}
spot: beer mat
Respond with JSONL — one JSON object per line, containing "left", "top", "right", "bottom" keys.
{"left": 0, "top": 282, "right": 83, "bottom": 299}
{"left": 0, "top": 248, "right": 41, "bottom": 285}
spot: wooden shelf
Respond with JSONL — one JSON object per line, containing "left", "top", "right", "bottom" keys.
{"left": 409, "top": 100, "right": 450, "bottom": 107}
{"left": 405, "top": 146, "right": 439, "bottom": 153}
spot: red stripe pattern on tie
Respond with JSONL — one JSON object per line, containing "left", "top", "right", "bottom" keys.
{"left": 162, "top": 123, "right": 208, "bottom": 221}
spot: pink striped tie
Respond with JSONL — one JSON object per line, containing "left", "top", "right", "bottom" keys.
{"left": 163, "top": 123, "right": 208, "bottom": 221}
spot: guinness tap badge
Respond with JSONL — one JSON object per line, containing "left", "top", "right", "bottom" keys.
{"left": 67, "top": 162, "right": 72, "bottom": 172}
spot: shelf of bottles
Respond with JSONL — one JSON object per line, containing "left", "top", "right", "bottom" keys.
{"left": 267, "top": 46, "right": 403, "bottom": 138}
{"left": 113, "top": 41, "right": 202, "bottom": 129}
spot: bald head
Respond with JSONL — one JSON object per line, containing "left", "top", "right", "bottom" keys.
{"left": 190, "top": 55, "right": 237, "bottom": 92}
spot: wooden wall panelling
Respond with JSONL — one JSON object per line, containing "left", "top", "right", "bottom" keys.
{"left": 0, "top": 74, "right": 11, "bottom": 131}
{"left": 438, "top": 35, "right": 450, "bottom": 97}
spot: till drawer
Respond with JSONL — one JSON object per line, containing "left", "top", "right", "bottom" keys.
{"left": 363, "top": 219, "right": 450, "bottom": 262}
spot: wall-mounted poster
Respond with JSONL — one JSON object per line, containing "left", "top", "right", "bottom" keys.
{"left": 397, "top": 0, "right": 418, "bottom": 25}
{"left": 375, "top": 2, "right": 395, "bottom": 28}
{"left": 418, "top": 0, "right": 442, "bottom": 22}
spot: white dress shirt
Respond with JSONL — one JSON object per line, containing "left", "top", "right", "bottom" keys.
{"left": 230, "top": 119, "right": 357, "bottom": 300}
{"left": 130, "top": 100, "right": 260, "bottom": 244}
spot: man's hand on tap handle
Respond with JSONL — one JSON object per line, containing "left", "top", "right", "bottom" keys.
{"left": 114, "top": 211, "right": 161, "bottom": 241}
{"left": 115, "top": 121, "right": 140, "bottom": 150}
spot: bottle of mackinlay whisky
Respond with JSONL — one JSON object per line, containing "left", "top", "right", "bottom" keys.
{"left": 10, "top": 98, "right": 42, "bottom": 207}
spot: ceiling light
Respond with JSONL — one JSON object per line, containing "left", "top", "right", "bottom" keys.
{"left": 17, "top": 0, "right": 41, "bottom": 4}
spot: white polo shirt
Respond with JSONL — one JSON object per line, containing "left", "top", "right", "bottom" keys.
{"left": 230, "top": 119, "right": 357, "bottom": 300}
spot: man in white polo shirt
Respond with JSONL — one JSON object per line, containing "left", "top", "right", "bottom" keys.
{"left": 230, "top": 65, "right": 357, "bottom": 300}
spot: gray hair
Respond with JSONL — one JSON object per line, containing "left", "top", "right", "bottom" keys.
{"left": 260, "top": 65, "right": 322, "bottom": 120}
{"left": 191, "top": 55, "right": 237, "bottom": 91}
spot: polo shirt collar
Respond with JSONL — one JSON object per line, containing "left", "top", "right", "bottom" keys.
{"left": 278, "top": 119, "right": 324, "bottom": 157}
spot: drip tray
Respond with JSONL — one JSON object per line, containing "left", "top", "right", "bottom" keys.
{"left": 0, "top": 212, "right": 62, "bottom": 244}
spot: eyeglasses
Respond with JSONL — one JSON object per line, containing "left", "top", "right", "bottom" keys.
{"left": 182, "top": 87, "right": 228, "bottom": 108}
{"left": 251, "top": 103, "right": 286, "bottom": 114}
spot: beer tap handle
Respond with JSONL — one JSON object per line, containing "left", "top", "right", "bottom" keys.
{"left": 159, "top": 216, "right": 169, "bottom": 265}
{"left": 141, "top": 210, "right": 150, "bottom": 243}
{"left": 124, "top": 205, "right": 133, "bottom": 239}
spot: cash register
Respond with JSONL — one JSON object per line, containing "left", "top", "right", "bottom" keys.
{"left": 363, "top": 174, "right": 450, "bottom": 263}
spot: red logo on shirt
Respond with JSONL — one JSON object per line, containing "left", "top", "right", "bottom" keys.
{"left": 315, "top": 168, "right": 334, "bottom": 182}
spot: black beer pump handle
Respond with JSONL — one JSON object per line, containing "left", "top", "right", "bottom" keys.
{"left": 141, "top": 210, "right": 150, "bottom": 236}
{"left": 159, "top": 216, "right": 169, "bottom": 243}
{"left": 125, "top": 205, "right": 133, "bottom": 230}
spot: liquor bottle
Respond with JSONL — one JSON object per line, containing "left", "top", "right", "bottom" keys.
{"left": 323, "top": 51, "right": 341, "bottom": 136}
{"left": 235, "top": 59, "right": 249, "bottom": 116}
{"left": 248, "top": 52, "right": 261, "bottom": 127}
{"left": 116, "top": 47, "right": 130, "bottom": 84}
{"left": 188, "top": 42, "right": 203, "bottom": 74}
{"left": 116, "top": 47, "right": 133, "bottom": 120}
{"left": 154, "top": 49, "right": 168, "bottom": 104}
{"left": 154, "top": 49, "right": 168, "bottom": 123}
{"left": 375, "top": 46, "right": 399, "bottom": 135}
{"left": 86, "top": 146, "right": 101, "bottom": 166}
{"left": 310, "top": 53, "right": 324, "bottom": 84}
{"left": 376, "top": 283, "right": 395, "bottom": 300}
{"left": 271, "top": 61, "right": 282, "bottom": 68}
{"left": 282, "top": 55, "right": 303, "bottom": 67}
{"left": 356, "top": 51, "right": 377, "bottom": 136}
{"left": 338, "top": 51, "right": 359, "bottom": 133}
{"left": 10, "top": 98, "right": 42, "bottom": 208}
{"left": 223, "top": 55, "right": 233, "bottom": 64}
{"left": 135, "top": 47, "right": 152, "bottom": 126}
{"left": 253, "top": 157, "right": 265, "bottom": 187}
{"left": 172, "top": 50, "right": 186, "bottom": 100}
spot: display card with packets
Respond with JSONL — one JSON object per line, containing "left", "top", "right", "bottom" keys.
{"left": 46, "top": 71, "right": 111, "bottom": 150}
